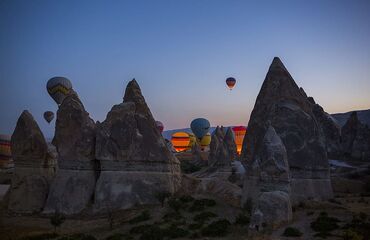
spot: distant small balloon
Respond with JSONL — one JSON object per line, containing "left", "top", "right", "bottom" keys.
{"left": 43, "top": 111, "right": 54, "bottom": 123}
{"left": 47, "top": 77, "right": 72, "bottom": 105}
{"left": 226, "top": 77, "right": 236, "bottom": 90}
{"left": 156, "top": 121, "right": 164, "bottom": 133}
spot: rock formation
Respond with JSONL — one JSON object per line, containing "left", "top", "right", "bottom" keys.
{"left": 193, "top": 126, "right": 234, "bottom": 179}
{"left": 8, "top": 111, "right": 55, "bottom": 213}
{"left": 94, "top": 79, "right": 181, "bottom": 211}
{"left": 242, "top": 125, "right": 292, "bottom": 229}
{"left": 224, "top": 127, "right": 237, "bottom": 162}
{"left": 44, "top": 91, "right": 97, "bottom": 215}
{"left": 341, "top": 111, "right": 370, "bottom": 161}
{"left": 310, "top": 97, "right": 342, "bottom": 158}
{"left": 189, "top": 142, "right": 207, "bottom": 168}
{"left": 242, "top": 57, "right": 333, "bottom": 205}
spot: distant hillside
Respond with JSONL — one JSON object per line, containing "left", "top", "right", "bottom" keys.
{"left": 331, "top": 109, "right": 370, "bottom": 127}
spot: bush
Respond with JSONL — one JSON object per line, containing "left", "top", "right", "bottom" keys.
{"left": 19, "top": 233, "right": 58, "bottom": 240}
{"left": 58, "top": 234, "right": 97, "bottom": 240}
{"left": 234, "top": 213, "right": 250, "bottom": 226}
{"left": 154, "top": 191, "right": 171, "bottom": 207}
{"left": 282, "top": 227, "right": 303, "bottom": 237}
{"left": 168, "top": 197, "right": 184, "bottom": 212}
{"left": 105, "top": 233, "right": 133, "bottom": 240}
{"left": 189, "top": 199, "right": 216, "bottom": 212}
{"left": 342, "top": 229, "right": 364, "bottom": 240}
{"left": 311, "top": 212, "right": 340, "bottom": 234}
{"left": 130, "top": 224, "right": 151, "bottom": 234}
{"left": 188, "top": 223, "right": 203, "bottom": 230}
{"left": 50, "top": 211, "right": 65, "bottom": 234}
{"left": 139, "top": 225, "right": 163, "bottom": 240}
{"left": 193, "top": 211, "right": 217, "bottom": 223}
{"left": 163, "top": 224, "right": 190, "bottom": 238}
{"left": 162, "top": 211, "right": 183, "bottom": 222}
{"left": 179, "top": 195, "right": 194, "bottom": 203}
{"left": 129, "top": 210, "right": 151, "bottom": 224}
{"left": 242, "top": 198, "right": 253, "bottom": 215}
{"left": 201, "top": 219, "right": 231, "bottom": 237}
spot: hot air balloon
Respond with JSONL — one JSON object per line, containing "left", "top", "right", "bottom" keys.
{"left": 0, "top": 134, "right": 12, "bottom": 168}
{"left": 199, "top": 132, "right": 211, "bottom": 150}
{"left": 44, "top": 111, "right": 54, "bottom": 123}
{"left": 190, "top": 118, "right": 210, "bottom": 139}
{"left": 188, "top": 133, "right": 197, "bottom": 148}
{"left": 47, "top": 77, "right": 72, "bottom": 105}
{"left": 226, "top": 77, "right": 236, "bottom": 90}
{"left": 232, "top": 126, "right": 247, "bottom": 154}
{"left": 171, "top": 132, "right": 191, "bottom": 152}
{"left": 156, "top": 121, "right": 164, "bottom": 133}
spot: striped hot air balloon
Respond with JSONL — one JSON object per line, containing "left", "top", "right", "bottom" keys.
{"left": 171, "top": 132, "right": 191, "bottom": 152}
{"left": 232, "top": 126, "right": 247, "bottom": 154}
{"left": 47, "top": 77, "right": 72, "bottom": 105}
{"left": 226, "top": 77, "right": 236, "bottom": 90}
{"left": 0, "top": 134, "right": 12, "bottom": 168}
{"left": 43, "top": 111, "right": 54, "bottom": 123}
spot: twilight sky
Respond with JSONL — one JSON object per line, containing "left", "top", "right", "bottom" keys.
{"left": 1, "top": 0, "right": 370, "bottom": 138}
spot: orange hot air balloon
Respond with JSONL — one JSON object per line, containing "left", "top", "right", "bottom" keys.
{"left": 226, "top": 77, "right": 236, "bottom": 90}
{"left": 232, "top": 126, "right": 247, "bottom": 154}
{"left": 171, "top": 132, "right": 191, "bottom": 152}
{"left": 0, "top": 134, "right": 12, "bottom": 168}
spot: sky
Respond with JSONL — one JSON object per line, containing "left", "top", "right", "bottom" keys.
{"left": 0, "top": 0, "right": 370, "bottom": 138}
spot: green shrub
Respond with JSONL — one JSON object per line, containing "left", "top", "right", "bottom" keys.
{"left": 311, "top": 212, "right": 340, "bottom": 234}
{"left": 201, "top": 219, "right": 231, "bottom": 237}
{"left": 130, "top": 224, "right": 151, "bottom": 234}
{"left": 167, "top": 197, "right": 183, "bottom": 212}
{"left": 242, "top": 198, "right": 253, "bottom": 215}
{"left": 193, "top": 211, "right": 217, "bottom": 223}
{"left": 58, "top": 234, "right": 97, "bottom": 240}
{"left": 189, "top": 199, "right": 216, "bottom": 212}
{"left": 234, "top": 213, "right": 250, "bottom": 226}
{"left": 105, "top": 233, "right": 133, "bottom": 240}
{"left": 188, "top": 223, "right": 203, "bottom": 230}
{"left": 19, "top": 233, "right": 58, "bottom": 240}
{"left": 342, "top": 229, "right": 364, "bottom": 240}
{"left": 129, "top": 210, "right": 151, "bottom": 224}
{"left": 154, "top": 191, "right": 171, "bottom": 207}
{"left": 162, "top": 224, "right": 189, "bottom": 238}
{"left": 162, "top": 211, "right": 183, "bottom": 222}
{"left": 139, "top": 225, "right": 163, "bottom": 240}
{"left": 282, "top": 227, "right": 303, "bottom": 237}
{"left": 179, "top": 195, "right": 194, "bottom": 203}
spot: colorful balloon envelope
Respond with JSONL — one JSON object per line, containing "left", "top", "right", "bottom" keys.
{"left": 226, "top": 77, "right": 236, "bottom": 90}
{"left": 232, "top": 126, "right": 247, "bottom": 154}
{"left": 171, "top": 132, "right": 191, "bottom": 152}
{"left": 43, "top": 111, "right": 54, "bottom": 123}
{"left": 155, "top": 121, "right": 164, "bottom": 133}
{"left": 190, "top": 118, "right": 210, "bottom": 139}
{"left": 199, "top": 132, "right": 211, "bottom": 150}
{"left": 47, "top": 77, "right": 72, "bottom": 105}
{"left": 0, "top": 134, "right": 12, "bottom": 167}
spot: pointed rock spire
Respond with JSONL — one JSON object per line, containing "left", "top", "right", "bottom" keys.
{"left": 224, "top": 127, "right": 237, "bottom": 161}
{"left": 8, "top": 110, "right": 54, "bottom": 213}
{"left": 242, "top": 57, "right": 332, "bottom": 205}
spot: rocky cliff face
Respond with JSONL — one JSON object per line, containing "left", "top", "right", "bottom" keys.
{"left": 309, "top": 98, "right": 342, "bottom": 158}
{"left": 44, "top": 91, "right": 97, "bottom": 215}
{"left": 341, "top": 112, "right": 370, "bottom": 161}
{"left": 8, "top": 111, "right": 55, "bottom": 213}
{"left": 241, "top": 57, "right": 333, "bottom": 204}
{"left": 94, "top": 79, "right": 181, "bottom": 211}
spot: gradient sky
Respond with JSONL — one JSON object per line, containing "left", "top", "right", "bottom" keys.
{"left": 1, "top": 0, "right": 370, "bottom": 138}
